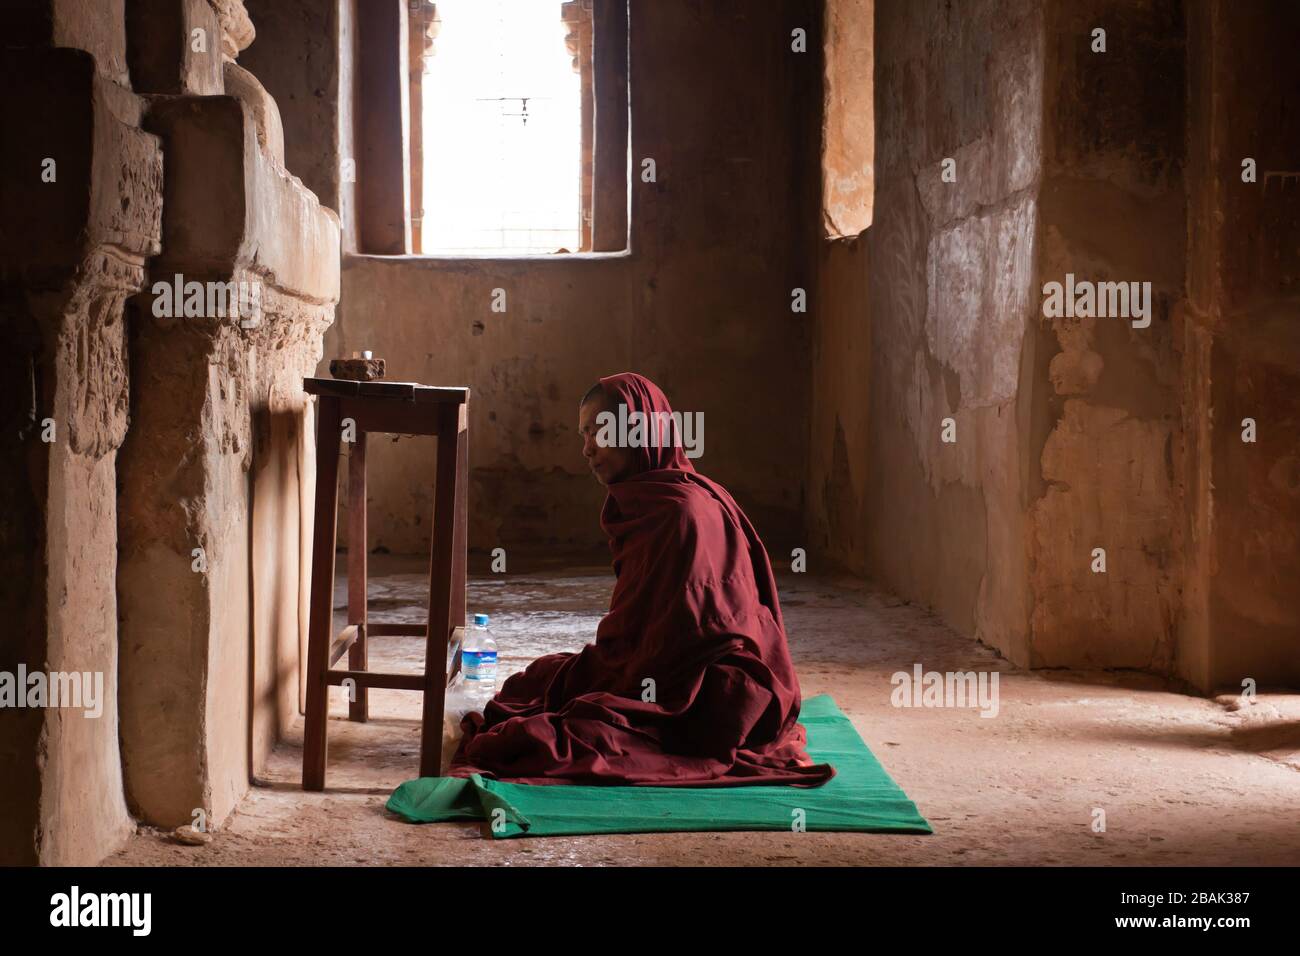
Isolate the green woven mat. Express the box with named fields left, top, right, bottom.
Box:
left=386, top=693, right=932, bottom=838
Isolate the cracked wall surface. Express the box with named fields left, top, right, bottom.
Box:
left=811, top=0, right=1296, bottom=692
left=1027, top=0, right=1185, bottom=671
left=812, top=0, right=1042, bottom=659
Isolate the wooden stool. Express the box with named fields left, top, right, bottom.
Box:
left=301, top=376, right=469, bottom=790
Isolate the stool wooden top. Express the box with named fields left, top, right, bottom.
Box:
left=304, top=377, right=469, bottom=404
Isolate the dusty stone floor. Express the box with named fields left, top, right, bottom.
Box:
left=108, top=555, right=1300, bottom=866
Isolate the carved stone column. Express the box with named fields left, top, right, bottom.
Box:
left=0, top=2, right=163, bottom=864
left=117, top=0, right=340, bottom=829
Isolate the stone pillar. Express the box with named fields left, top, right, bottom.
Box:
left=0, top=2, right=163, bottom=865
left=1180, top=0, right=1300, bottom=691
left=357, top=0, right=411, bottom=254
left=591, top=0, right=629, bottom=252
left=117, top=0, right=340, bottom=829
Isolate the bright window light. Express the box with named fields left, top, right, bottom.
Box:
left=421, top=0, right=582, bottom=255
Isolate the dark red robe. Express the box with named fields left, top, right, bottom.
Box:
left=448, top=372, right=835, bottom=787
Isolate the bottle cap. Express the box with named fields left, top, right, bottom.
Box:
left=473, top=613, right=489, bottom=627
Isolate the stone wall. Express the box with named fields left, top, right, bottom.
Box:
left=810, top=0, right=1297, bottom=692
left=1029, top=0, right=1185, bottom=671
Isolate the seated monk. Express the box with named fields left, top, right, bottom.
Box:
left=447, top=372, right=835, bottom=788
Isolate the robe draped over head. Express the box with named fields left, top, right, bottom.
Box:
left=447, top=372, right=835, bottom=787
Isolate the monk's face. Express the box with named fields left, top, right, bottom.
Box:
left=579, top=397, right=635, bottom=486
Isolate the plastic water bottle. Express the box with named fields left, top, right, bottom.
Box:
left=444, top=628, right=468, bottom=721
left=461, top=613, right=498, bottom=709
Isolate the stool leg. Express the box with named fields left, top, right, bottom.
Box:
left=452, top=401, right=468, bottom=645
left=419, top=403, right=466, bottom=778
left=303, top=396, right=343, bottom=791
left=347, top=431, right=368, bottom=722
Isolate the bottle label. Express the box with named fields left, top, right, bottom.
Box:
left=462, top=650, right=497, bottom=681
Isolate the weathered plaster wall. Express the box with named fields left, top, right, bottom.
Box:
left=806, top=0, right=873, bottom=575
left=324, top=0, right=821, bottom=558
left=334, top=254, right=630, bottom=555
left=813, top=0, right=1293, bottom=693
left=808, top=234, right=871, bottom=575
left=1028, top=0, right=1186, bottom=671
left=812, top=0, right=1043, bottom=659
